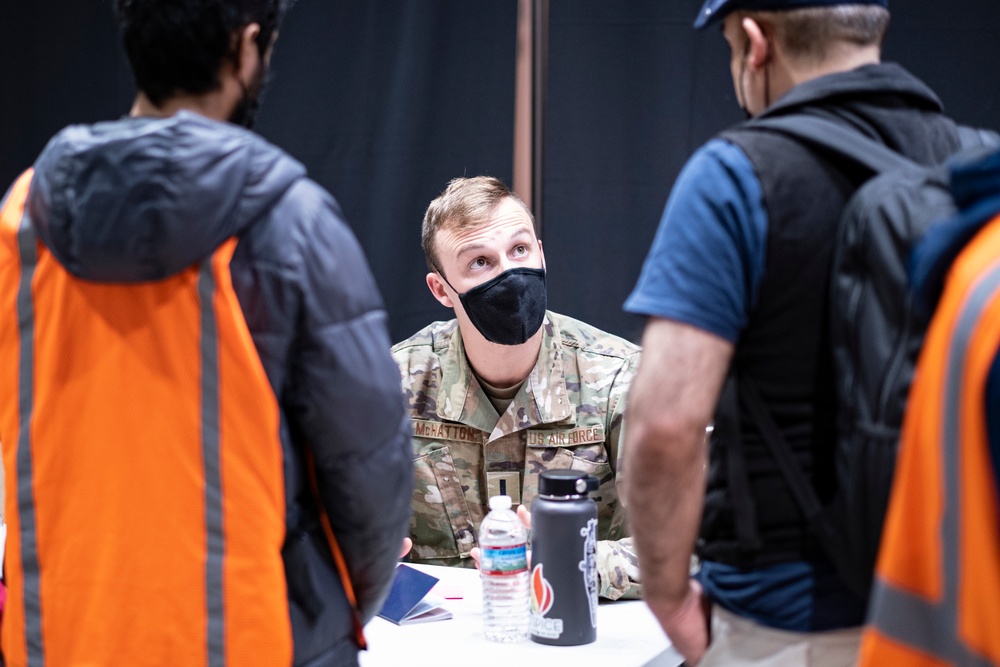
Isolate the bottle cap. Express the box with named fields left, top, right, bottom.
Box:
left=538, top=469, right=600, bottom=497
left=488, top=495, right=513, bottom=511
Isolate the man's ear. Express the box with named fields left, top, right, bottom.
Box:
left=742, top=17, right=770, bottom=71
left=235, top=23, right=262, bottom=83
left=426, top=272, right=455, bottom=308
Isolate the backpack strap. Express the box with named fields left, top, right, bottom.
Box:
left=744, top=115, right=919, bottom=175
left=737, top=374, right=847, bottom=566
left=716, top=376, right=763, bottom=553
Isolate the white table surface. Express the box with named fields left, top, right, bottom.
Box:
left=360, top=564, right=684, bottom=667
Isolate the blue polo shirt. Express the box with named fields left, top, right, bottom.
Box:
left=625, top=139, right=866, bottom=631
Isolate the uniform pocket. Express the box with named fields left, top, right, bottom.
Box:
left=410, top=446, right=476, bottom=561
left=524, top=443, right=613, bottom=491
left=524, top=427, right=618, bottom=538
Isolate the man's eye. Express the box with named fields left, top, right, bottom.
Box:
left=513, top=245, right=527, bottom=256
left=472, top=258, right=488, bottom=269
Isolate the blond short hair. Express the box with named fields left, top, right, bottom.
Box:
left=421, top=176, right=535, bottom=272
left=740, top=5, right=889, bottom=64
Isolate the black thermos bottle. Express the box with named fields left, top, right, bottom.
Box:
left=529, top=469, right=600, bottom=646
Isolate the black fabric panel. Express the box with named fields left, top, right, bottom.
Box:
left=543, top=0, right=741, bottom=344
left=0, top=2, right=134, bottom=190
left=883, top=6, right=1000, bottom=131
left=256, top=1, right=517, bottom=344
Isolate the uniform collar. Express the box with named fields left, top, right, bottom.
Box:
left=439, top=313, right=574, bottom=439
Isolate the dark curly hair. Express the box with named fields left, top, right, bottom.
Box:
left=114, top=0, right=292, bottom=106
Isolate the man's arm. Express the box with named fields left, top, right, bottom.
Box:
left=286, top=185, right=413, bottom=623
left=624, top=317, right=732, bottom=664
left=595, top=538, right=641, bottom=600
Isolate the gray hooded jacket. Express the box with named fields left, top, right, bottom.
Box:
left=26, top=111, right=412, bottom=667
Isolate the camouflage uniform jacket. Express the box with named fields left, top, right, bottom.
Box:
left=392, top=311, right=642, bottom=600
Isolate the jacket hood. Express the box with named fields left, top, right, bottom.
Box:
left=27, top=111, right=306, bottom=282
left=910, top=147, right=1000, bottom=317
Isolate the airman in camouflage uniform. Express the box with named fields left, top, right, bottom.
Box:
left=392, top=176, right=642, bottom=600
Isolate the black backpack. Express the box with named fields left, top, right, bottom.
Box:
left=733, top=115, right=999, bottom=599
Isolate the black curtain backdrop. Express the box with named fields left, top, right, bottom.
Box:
left=0, top=3, right=134, bottom=187
left=544, top=0, right=737, bottom=343
left=257, top=1, right=517, bottom=341
left=3, top=1, right=999, bottom=346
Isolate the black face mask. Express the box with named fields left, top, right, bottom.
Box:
left=444, top=267, right=547, bottom=346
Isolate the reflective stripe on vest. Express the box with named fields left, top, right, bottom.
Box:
left=0, top=171, right=293, bottom=666
left=860, top=214, right=1000, bottom=666
left=198, top=250, right=226, bottom=667
left=12, top=173, right=43, bottom=666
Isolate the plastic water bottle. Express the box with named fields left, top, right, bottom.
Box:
left=479, top=494, right=529, bottom=642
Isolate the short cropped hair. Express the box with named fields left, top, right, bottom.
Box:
left=740, top=5, right=890, bottom=64
left=114, top=0, right=290, bottom=106
left=421, top=176, right=535, bottom=273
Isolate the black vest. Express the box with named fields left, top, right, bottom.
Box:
left=698, top=64, right=963, bottom=567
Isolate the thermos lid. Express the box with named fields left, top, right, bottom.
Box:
left=538, top=469, right=599, bottom=497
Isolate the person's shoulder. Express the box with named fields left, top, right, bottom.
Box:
left=674, top=137, right=760, bottom=194
left=700, top=135, right=755, bottom=160
left=270, top=177, right=341, bottom=225
left=550, top=312, right=640, bottom=361
left=696, top=135, right=758, bottom=165
left=172, top=111, right=309, bottom=183
left=239, top=175, right=353, bottom=278
left=391, top=318, right=459, bottom=358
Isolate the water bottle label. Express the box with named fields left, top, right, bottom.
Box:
left=529, top=563, right=564, bottom=639
left=480, top=544, right=528, bottom=575
left=529, top=517, right=599, bottom=640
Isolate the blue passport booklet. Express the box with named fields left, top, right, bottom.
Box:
left=376, top=564, right=453, bottom=625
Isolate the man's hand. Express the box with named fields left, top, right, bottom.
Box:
left=648, top=578, right=711, bottom=665
left=470, top=504, right=532, bottom=568
left=516, top=504, right=531, bottom=530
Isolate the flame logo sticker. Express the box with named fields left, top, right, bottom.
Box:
left=530, top=563, right=554, bottom=616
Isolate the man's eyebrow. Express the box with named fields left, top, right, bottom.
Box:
left=455, top=227, right=535, bottom=259
left=455, top=241, right=488, bottom=259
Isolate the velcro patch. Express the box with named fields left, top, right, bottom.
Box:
left=412, top=420, right=483, bottom=444
left=526, top=425, right=605, bottom=447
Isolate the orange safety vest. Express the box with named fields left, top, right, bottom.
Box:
left=859, top=213, right=1000, bottom=666
left=0, top=170, right=294, bottom=666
